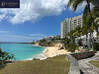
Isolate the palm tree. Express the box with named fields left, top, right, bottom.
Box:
left=68, top=30, right=75, bottom=43
left=81, top=20, right=95, bottom=48
left=67, top=0, right=99, bottom=49
left=67, top=0, right=99, bottom=32
left=61, top=37, right=70, bottom=49
left=73, top=26, right=82, bottom=37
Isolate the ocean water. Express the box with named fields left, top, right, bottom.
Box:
left=0, top=44, right=45, bottom=61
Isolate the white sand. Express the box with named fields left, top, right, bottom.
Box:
left=43, top=47, right=70, bottom=58
left=33, top=43, right=71, bottom=60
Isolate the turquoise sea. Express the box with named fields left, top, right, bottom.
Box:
left=0, top=44, right=45, bottom=61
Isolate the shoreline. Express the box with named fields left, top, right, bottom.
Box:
left=24, top=43, right=71, bottom=61
left=33, top=43, right=71, bottom=60
left=42, top=47, right=70, bottom=58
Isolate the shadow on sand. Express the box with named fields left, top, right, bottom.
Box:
left=0, top=64, right=6, bottom=70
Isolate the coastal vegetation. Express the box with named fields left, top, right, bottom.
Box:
left=63, top=0, right=99, bottom=51
left=32, top=0, right=99, bottom=53
left=0, top=48, right=14, bottom=65
left=67, top=0, right=99, bottom=30
left=0, top=55, right=70, bottom=74
left=93, top=43, right=99, bottom=50
left=61, top=37, right=78, bottom=52
left=89, top=60, right=99, bottom=68
left=35, top=35, right=61, bottom=46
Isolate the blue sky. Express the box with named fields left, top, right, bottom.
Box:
left=0, top=0, right=85, bottom=42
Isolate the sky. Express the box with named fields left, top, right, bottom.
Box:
left=0, top=0, right=86, bottom=42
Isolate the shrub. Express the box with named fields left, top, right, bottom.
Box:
left=78, top=39, right=83, bottom=46
left=0, top=48, right=14, bottom=65
left=93, top=43, right=99, bottom=51
left=66, top=44, right=79, bottom=52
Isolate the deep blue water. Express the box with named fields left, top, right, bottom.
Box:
left=0, top=44, right=44, bottom=61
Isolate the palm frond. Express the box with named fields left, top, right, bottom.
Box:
left=67, top=0, right=74, bottom=7
left=72, top=0, right=84, bottom=11
left=83, top=5, right=90, bottom=24
left=83, top=5, right=89, bottom=18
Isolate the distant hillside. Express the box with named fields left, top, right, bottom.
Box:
left=34, top=36, right=61, bottom=46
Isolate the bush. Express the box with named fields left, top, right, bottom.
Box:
left=93, top=43, right=99, bottom=51
left=0, top=48, right=14, bottom=65
left=33, top=58, right=40, bottom=60
left=66, top=44, right=79, bottom=52
left=78, top=39, right=83, bottom=46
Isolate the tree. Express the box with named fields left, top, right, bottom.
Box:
left=78, top=39, right=83, bottom=46
left=73, top=26, right=82, bottom=37
left=0, top=48, right=14, bottom=65
left=61, top=37, right=79, bottom=52
left=31, top=40, right=35, bottom=44
left=67, top=0, right=99, bottom=32
left=68, top=30, right=75, bottom=43
left=61, top=37, right=70, bottom=48
left=67, top=0, right=99, bottom=49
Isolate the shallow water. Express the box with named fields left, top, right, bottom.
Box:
left=0, top=44, right=44, bottom=60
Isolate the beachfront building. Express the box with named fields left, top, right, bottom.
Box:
left=60, top=21, right=67, bottom=38
left=60, top=15, right=83, bottom=38
left=71, top=15, right=83, bottom=29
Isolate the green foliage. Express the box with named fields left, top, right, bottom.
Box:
left=93, top=43, right=99, bottom=50
left=40, top=39, right=46, bottom=43
left=67, top=0, right=98, bottom=32
left=74, top=26, right=82, bottom=37
left=62, top=38, right=70, bottom=44
left=97, top=32, right=99, bottom=36
left=68, top=31, right=75, bottom=43
left=68, top=26, right=82, bottom=45
left=31, top=40, right=35, bottom=44
left=0, top=48, right=14, bottom=65
left=62, top=26, right=82, bottom=52
left=67, top=0, right=84, bottom=11
left=61, top=37, right=70, bottom=48
left=62, top=37, right=79, bottom=52
left=67, top=0, right=98, bottom=50
left=38, top=36, right=61, bottom=46
left=66, top=44, right=78, bottom=52
left=78, top=39, right=83, bottom=46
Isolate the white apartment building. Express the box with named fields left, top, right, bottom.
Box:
left=61, top=15, right=83, bottom=38
left=71, top=15, right=83, bottom=29
left=61, top=21, right=67, bottom=38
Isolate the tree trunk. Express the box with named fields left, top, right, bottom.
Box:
left=86, top=0, right=98, bottom=32
left=91, top=32, right=95, bottom=50
left=86, top=34, right=87, bottom=46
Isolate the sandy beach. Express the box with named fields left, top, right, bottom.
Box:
left=43, top=47, right=70, bottom=58
left=35, top=43, right=71, bottom=60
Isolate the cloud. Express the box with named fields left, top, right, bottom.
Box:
left=29, top=33, right=45, bottom=37
left=0, top=14, right=6, bottom=22
left=0, top=0, right=86, bottom=24
left=0, top=0, right=68, bottom=24
left=0, top=30, right=45, bottom=42
left=0, top=30, right=9, bottom=33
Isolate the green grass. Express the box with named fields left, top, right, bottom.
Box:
left=89, top=60, right=99, bottom=68
left=0, top=55, right=70, bottom=74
